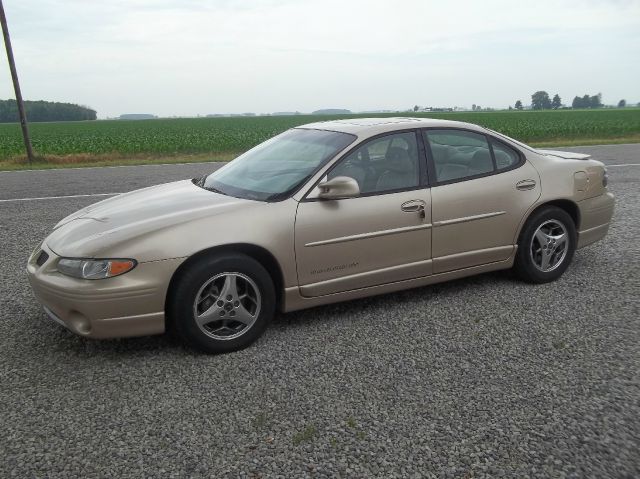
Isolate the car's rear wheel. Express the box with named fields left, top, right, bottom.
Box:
left=168, top=253, right=275, bottom=353
left=513, top=206, right=577, bottom=283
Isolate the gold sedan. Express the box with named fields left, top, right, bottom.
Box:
left=27, top=118, right=615, bottom=353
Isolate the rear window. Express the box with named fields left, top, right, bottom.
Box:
left=424, top=130, right=493, bottom=182
left=491, top=140, right=520, bottom=170
left=484, top=128, right=538, bottom=154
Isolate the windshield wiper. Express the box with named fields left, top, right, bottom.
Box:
left=193, top=175, right=207, bottom=187
left=193, top=175, right=226, bottom=195
left=206, top=186, right=226, bottom=195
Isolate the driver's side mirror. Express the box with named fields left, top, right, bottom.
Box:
left=317, top=176, right=360, bottom=200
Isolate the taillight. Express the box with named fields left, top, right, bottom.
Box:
left=602, top=168, right=608, bottom=187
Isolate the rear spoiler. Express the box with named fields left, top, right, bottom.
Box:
left=536, top=149, right=592, bottom=160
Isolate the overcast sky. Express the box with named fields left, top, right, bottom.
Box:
left=1, top=0, right=638, bottom=118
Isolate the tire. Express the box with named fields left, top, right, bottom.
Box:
left=513, top=206, right=577, bottom=284
left=168, top=253, right=275, bottom=354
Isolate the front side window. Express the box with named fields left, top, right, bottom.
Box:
left=328, top=131, right=420, bottom=194
left=201, top=129, right=355, bottom=201
left=424, top=130, right=494, bottom=183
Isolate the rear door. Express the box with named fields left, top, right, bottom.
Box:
left=423, top=129, right=541, bottom=273
left=294, top=130, right=432, bottom=297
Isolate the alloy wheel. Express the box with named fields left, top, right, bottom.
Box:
left=193, top=272, right=262, bottom=341
left=529, top=219, right=569, bottom=272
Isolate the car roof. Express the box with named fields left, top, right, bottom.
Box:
left=295, top=117, right=486, bottom=137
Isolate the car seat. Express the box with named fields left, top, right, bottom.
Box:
left=375, top=147, right=417, bottom=191
left=467, top=148, right=493, bottom=176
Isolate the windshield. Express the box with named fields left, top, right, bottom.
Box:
left=200, top=128, right=356, bottom=201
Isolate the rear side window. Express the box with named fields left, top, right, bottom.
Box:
left=424, top=130, right=494, bottom=182
left=491, top=140, right=520, bottom=170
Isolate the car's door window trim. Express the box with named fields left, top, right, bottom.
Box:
left=416, top=128, right=431, bottom=186
left=487, top=139, right=498, bottom=171
left=421, top=127, right=526, bottom=188
left=301, top=129, right=429, bottom=202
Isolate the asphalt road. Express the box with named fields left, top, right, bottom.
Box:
left=0, top=145, right=638, bottom=478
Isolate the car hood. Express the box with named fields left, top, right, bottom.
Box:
left=537, top=149, right=592, bottom=160
left=46, top=179, right=258, bottom=259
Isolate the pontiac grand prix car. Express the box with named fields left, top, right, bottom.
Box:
left=27, top=118, right=615, bottom=353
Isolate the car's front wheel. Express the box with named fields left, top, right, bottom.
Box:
left=513, top=206, right=577, bottom=283
left=168, top=253, right=275, bottom=354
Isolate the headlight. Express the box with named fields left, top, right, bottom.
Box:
left=57, top=258, right=137, bottom=280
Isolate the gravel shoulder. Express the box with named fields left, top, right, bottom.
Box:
left=0, top=145, right=638, bottom=478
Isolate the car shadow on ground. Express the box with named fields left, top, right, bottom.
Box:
left=273, top=269, right=517, bottom=325
left=30, top=269, right=519, bottom=357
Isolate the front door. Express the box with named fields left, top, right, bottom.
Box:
left=295, top=131, right=432, bottom=297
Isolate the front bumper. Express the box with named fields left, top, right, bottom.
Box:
left=577, top=192, right=615, bottom=249
left=26, top=243, right=185, bottom=339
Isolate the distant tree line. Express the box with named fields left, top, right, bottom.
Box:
left=471, top=104, right=495, bottom=111
left=118, top=114, right=157, bottom=120
left=571, top=93, right=602, bottom=109
left=527, top=91, right=564, bottom=110
left=0, top=99, right=96, bottom=123
left=416, top=94, right=636, bottom=113
left=512, top=91, right=629, bottom=110
left=312, top=108, right=351, bottom=115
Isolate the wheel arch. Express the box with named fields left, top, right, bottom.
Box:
left=516, top=198, right=581, bottom=243
left=165, top=243, right=286, bottom=318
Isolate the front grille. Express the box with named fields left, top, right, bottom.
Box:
left=36, top=250, right=49, bottom=267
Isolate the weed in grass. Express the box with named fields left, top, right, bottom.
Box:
left=292, top=425, right=317, bottom=445
left=252, top=413, right=268, bottom=430
left=553, top=340, right=566, bottom=350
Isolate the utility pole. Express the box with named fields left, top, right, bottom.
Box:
left=0, top=0, right=34, bottom=165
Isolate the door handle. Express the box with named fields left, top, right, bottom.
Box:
left=401, top=200, right=426, bottom=219
left=401, top=199, right=425, bottom=212
left=516, top=179, right=537, bottom=191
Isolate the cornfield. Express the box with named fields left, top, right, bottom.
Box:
left=0, top=109, right=638, bottom=160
